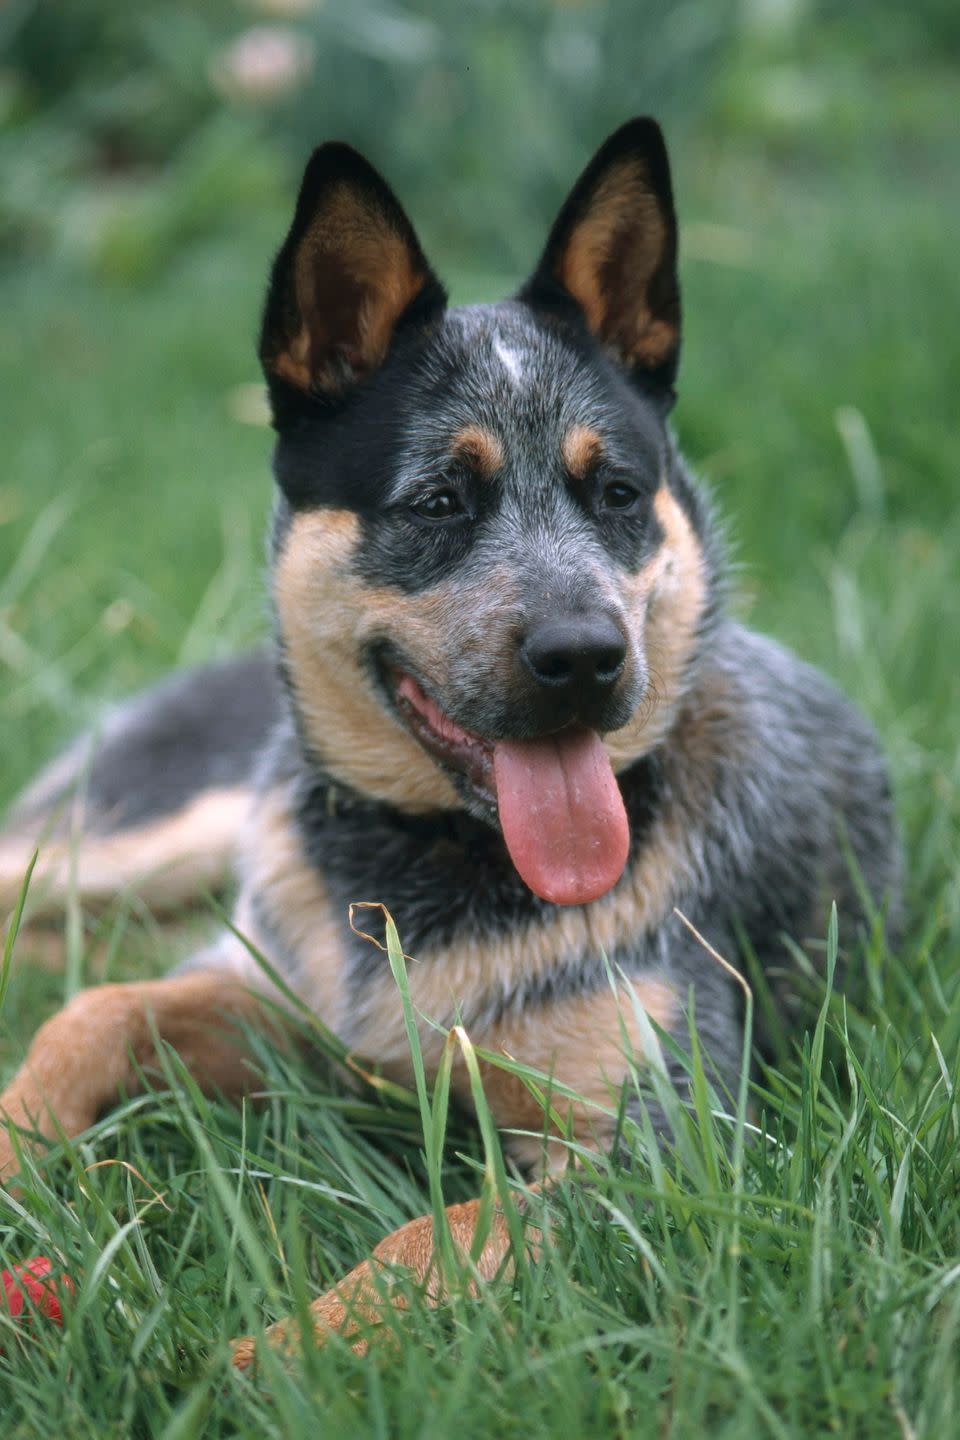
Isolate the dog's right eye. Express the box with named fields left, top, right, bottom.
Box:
left=601, top=481, right=640, bottom=512
left=411, top=490, right=463, bottom=521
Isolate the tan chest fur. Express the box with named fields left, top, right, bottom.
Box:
left=232, top=779, right=687, bottom=1159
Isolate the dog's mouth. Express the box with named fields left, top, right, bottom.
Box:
left=393, top=670, right=630, bottom=906
left=394, top=670, right=497, bottom=804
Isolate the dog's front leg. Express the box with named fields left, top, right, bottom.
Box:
left=231, top=1196, right=530, bottom=1369
left=0, top=969, right=275, bottom=1182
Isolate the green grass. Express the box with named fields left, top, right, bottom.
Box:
left=2, top=64, right=959, bottom=1440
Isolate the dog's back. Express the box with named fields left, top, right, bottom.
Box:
left=1, top=651, right=278, bottom=918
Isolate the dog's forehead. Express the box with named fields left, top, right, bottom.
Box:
left=448, top=304, right=562, bottom=396
left=387, top=300, right=667, bottom=501
left=404, top=302, right=624, bottom=456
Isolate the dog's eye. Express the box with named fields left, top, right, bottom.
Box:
left=411, top=490, right=463, bottom=521
left=601, top=481, right=639, bottom=511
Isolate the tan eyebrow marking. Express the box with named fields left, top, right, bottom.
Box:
left=450, top=424, right=504, bottom=478
left=562, top=424, right=605, bottom=480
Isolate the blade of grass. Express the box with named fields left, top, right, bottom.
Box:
left=0, top=850, right=37, bottom=1015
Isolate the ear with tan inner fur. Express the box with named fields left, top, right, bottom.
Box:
left=260, top=143, right=445, bottom=404
left=522, top=117, right=681, bottom=401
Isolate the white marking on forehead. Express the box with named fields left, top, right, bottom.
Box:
left=493, top=335, right=526, bottom=387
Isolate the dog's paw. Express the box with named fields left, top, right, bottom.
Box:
left=230, top=1267, right=391, bottom=1365
left=230, top=1332, right=258, bottom=1371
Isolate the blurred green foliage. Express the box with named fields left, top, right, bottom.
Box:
left=4, top=0, right=956, bottom=283
left=0, top=0, right=740, bottom=277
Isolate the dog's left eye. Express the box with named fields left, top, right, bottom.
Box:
left=411, top=490, right=463, bottom=521
left=601, top=481, right=639, bottom=511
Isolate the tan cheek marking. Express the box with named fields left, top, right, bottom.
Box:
left=232, top=782, right=349, bottom=1031
left=273, top=510, right=459, bottom=811
left=604, top=483, right=706, bottom=770
left=451, top=424, right=504, bottom=478
left=561, top=424, right=604, bottom=481
left=0, top=787, right=251, bottom=921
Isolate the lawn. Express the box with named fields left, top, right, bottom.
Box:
left=1, top=20, right=959, bottom=1439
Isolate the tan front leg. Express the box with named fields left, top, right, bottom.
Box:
left=231, top=1195, right=533, bottom=1370
left=0, top=969, right=275, bottom=1181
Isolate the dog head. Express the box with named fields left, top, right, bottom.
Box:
left=261, top=119, right=714, bottom=906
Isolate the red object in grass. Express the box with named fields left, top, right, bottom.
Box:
left=1, top=1257, right=74, bottom=1326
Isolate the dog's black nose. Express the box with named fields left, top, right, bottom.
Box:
left=521, top=615, right=626, bottom=694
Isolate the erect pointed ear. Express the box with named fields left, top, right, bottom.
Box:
left=521, top=118, right=680, bottom=404
left=260, top=143, right=445, bottom=409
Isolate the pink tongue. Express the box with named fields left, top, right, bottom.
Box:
left=493, top=730, right=629, bottom=906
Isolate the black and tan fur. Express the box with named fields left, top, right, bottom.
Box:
left=0, top=120, right=900, bottom=1363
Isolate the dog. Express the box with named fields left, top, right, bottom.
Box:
left=0, top=118, right=901, bottom=1364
